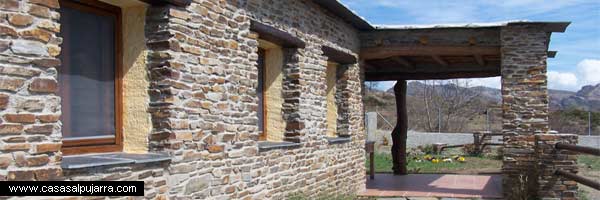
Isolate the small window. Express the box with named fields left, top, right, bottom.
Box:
left=257, top=48, right=266, bottom=140
left=326, top=62, right=339, bottom=137
left=256, top=40, right=285, bottom=142
left=58, top=0, right=122, bottom=154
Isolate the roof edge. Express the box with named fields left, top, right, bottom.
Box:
left=313, top=0, right=374, bottom=31
left=312, top=1, right=570, bottom=34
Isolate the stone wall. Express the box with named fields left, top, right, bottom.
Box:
left=535, top=134, right=579, bottom=199
left=64, top=161, right=170, bottom=199
left=141, top=0, right=365, bottom=197
left=0, top=0, right=63, bottom=181
left=500, top=24, right=552, bottom=199
left=0, top=0, right=365, bottom=199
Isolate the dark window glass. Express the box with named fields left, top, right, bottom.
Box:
left=59, top=5, right=117, bottom=140
left=257, top=48, right=265, bottom=137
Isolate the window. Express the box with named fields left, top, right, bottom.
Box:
left=256, top=40, right=285, bottom=142
left=257, top=48, right=265, bottom=140
left=59, top=0, right=122, bottom=154
left=326, top=62, right=339, bottom=137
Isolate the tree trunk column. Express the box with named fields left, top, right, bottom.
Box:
left=391, top=80, right=408, bottom=175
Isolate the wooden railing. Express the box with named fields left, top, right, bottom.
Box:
left=554, top=143, right=600, bottom=190
left=555, top=143, right=600, bottom=156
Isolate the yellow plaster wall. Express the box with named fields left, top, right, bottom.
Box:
left=101, top=0, right=151, bottom=153
left=259, top=40, right=286, bottom=142
left=326, top=62, right=338, bottom=137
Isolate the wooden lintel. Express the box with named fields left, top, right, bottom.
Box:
left=390, top=57, right=414, bottom=69
left=365, top=70, right=500, bottom=81
left=250, top=20, right=306, bottom=48
left=141, top=0, right=191, bottom=7
left=474, top=54, right=485, bottom=66
left=361, top=45, right=500, bottom=60
left=431, top=55, right=448, bottom=67
left=322, top=46, right=357, bottom=64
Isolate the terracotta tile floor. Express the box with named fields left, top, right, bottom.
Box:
left=358, top=174, right=503, bottom=199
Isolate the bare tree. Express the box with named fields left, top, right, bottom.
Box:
left=413, top=79, right=483, bottom=132
left=365, top=81, right=380, bottom=91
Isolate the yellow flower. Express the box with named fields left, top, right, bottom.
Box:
left=458, top=157, right=466, bottom=162
left=431, top=158, right=439, bottom=163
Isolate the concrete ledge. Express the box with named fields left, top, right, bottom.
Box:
left=326, top=136, right=352, bottom=144
left=62, top=153, right=171, bottom=170
left=258, top=141, right=301, bottom=152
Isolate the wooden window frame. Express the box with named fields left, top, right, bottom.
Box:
left=59, top=0, right=123, bottom=155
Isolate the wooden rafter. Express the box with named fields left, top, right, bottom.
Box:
left=474, top=54, right=485, bottom=66
left=389, top=57, right=414, bottom=69
left=431, top=55, right=448, bottom=67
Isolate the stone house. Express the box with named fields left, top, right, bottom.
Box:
left=0, top=0, right=577, bottom=199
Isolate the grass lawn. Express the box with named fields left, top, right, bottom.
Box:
left=366, top=153, right=502, bottom=174
left=578, top=154, right=600, bottom=170
left=577, top=155, right=600, bottom=200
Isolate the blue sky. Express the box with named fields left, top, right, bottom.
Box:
left=340, top=0, right=600, bottom=91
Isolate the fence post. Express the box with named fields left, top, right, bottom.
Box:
left=366, top=112, right=377, bottom=142
left=535, top=134, right=579, bottom=199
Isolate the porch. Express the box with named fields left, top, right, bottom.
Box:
left=359, top=21, right=572, bottom=199
left=359, top=174, right=503, bottom=199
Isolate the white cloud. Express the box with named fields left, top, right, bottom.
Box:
left=548, top=71, right=578, bottom=89
left=464, top=77, right=501, bottom=89
left=545, top=59, right=600, bottom=90
left=373, top=81, right=396, bottom=91
left=577, top=59, right=600, bottom=85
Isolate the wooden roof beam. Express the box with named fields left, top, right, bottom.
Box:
left=474, top=54, right=485, bottom=66
left=361, top=45, right=500, bottom=60
left=365, top=70, right=500, bottom=81
left=389, top=57, right=414, bottom=69
left=365, top=62, right=499, bottom=74
left=431, top=55, right=448, bottom=67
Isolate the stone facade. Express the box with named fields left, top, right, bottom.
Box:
left=500, top=24, right=552, bottom=200
left=536, top=134, right=579, bottom=200
left=0, top=0, right=580, bottom=200
left=0, top=0, right=63, bottom=182
left=1, top=0, right=365, bottom=199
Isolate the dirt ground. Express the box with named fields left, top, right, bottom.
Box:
left=579, top=167, right=600, bottom=199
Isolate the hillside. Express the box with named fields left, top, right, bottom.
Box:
left=385, top=82, right=600, bottom=111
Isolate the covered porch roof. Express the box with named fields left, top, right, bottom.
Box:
left=359, top=21, right=569, bottom=81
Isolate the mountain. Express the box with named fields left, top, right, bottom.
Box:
left=384, top=82, right=600, bottom=111
left=557, top=84, right=600, bottom=111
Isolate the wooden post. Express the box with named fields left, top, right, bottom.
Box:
left=391, top=80, right=408, bottom=175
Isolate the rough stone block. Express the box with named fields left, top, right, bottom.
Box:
left=29, top=78, right=58, bottom=93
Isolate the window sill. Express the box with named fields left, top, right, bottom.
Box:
left=62, top=152, right=171, bottom=170
left=258, top=141, right=301, bottom=152
left=326, top=136, right=352, bottom=144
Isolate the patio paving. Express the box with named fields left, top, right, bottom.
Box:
left=358, top=174, right=503, bottom=199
